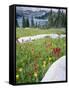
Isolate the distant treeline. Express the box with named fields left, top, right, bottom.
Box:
left=48, top=9, right=66, bottom=28
left=16, top=9, right=66, bottom=28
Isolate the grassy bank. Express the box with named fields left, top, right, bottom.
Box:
left=16, top=28, right=66, bottom=38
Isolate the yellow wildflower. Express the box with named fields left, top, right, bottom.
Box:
left=16, top=74, right=19, bottom=80
left=49, top=57, right=52, bottom=61
left=19, top=68, right=23, bottom=72
left=43, top=61, right=46, bottom=65
left=34, top=72, right=38, bottom=78
left=43, top=64, right=46, bottom=68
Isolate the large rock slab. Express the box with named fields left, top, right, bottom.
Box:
left=17, top=34, right=66, bottom=43
left=41, top=56, right=66, bottom=82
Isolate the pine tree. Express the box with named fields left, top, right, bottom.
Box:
left=48, top=9, right=53, bottom=28
left=55, top=9, right=62, bottom=28
left=26, top=18, right=29, bottom=27
left=22, top=16, right=26, bottom=28
left=31, top=17, right=34, bottom=27
left=62, top=11, right=66, bottom=27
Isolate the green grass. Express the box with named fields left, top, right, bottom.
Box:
left=16, top=28, right=66, bottom=38
left=16, top=37, right=66, bottom=83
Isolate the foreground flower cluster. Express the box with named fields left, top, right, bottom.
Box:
left=16, top=37, right=66, bottom=83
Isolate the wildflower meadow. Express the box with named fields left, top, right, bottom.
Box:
left=16, top=28, right=66, bottom=83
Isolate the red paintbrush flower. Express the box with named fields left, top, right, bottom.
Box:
left=32, top=48, right=34, bottom=51
left=31, top=48, right=34, bottom=55
left=52, top=48, right=61, bottom=57
left=28, top=72, right=32, bottom=77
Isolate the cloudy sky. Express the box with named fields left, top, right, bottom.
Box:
left=16, top=6, right=66, bottom=13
